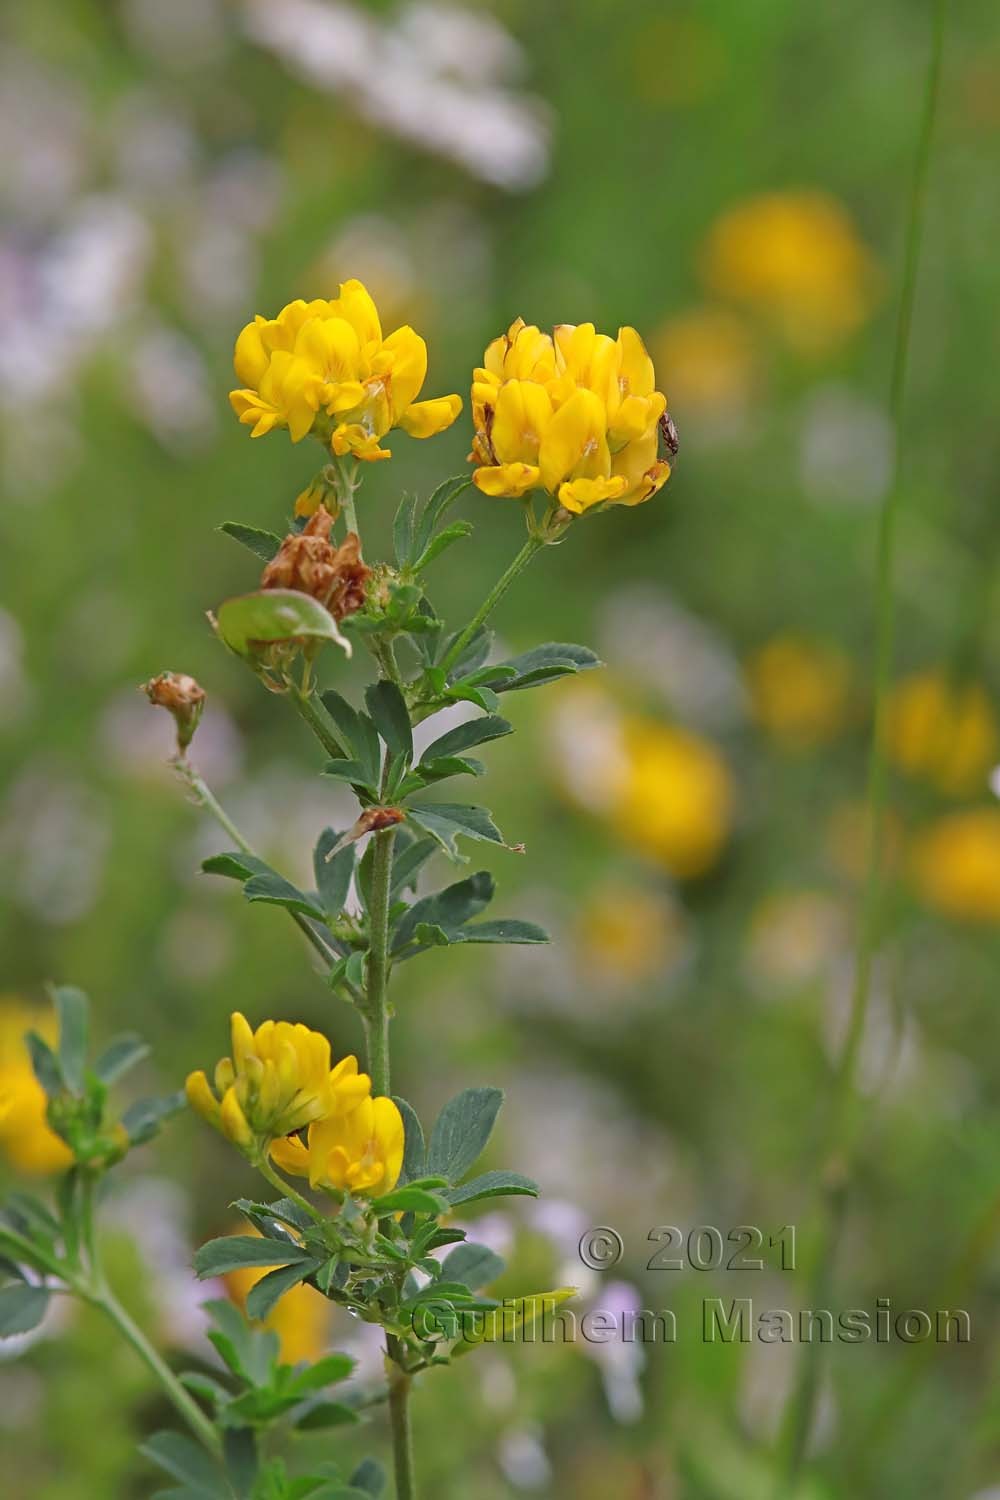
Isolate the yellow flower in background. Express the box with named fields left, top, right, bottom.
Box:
left=185, top=1013, right=370, bottom=1151
left=652, top=307, right=755, bottom=419
left=887, top=670, right=998, bottom=797
left=470, top=318, right=673, bottom=514
left=748, top=635, right=853, bottom=751
left=702, top=191, right=879, bottom=353
left=911, top=809, right=1000, bottom=923
left=271, top=1095, right=404, bottom=1197
left=225, top=1229, right=333, bottom=1364
left=229, top=280, right=462, bottom=460
left=0, top=1000, right=73, bottom=1176
left=614, top=719, right=733, bottom=878
left=577, top=884, right=687, bottom=986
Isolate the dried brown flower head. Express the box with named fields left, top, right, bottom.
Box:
left=142, top=671, right=206, bottom=753
left=261, top=505, right=371, bottom=622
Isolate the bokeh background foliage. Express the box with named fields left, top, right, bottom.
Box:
left=2, top=0, right=1000, bottom=1495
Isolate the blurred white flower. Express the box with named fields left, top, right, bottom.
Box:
left=738, top=1307, right=837, bottom=1448
left=0, top=766, right=110, bottom=924
left=104, top=1179, right=219, bottom=1349
left=799, top=384, right=893, bottom=508
left=121, top=0, right=229, bottom=69
left=497, top=1425, right=552, bottom=1490
left=126, top=326, right=216, bottom=449
left=243, top=0, right=551, bottom=189
left=580, top=1279, right=646, bottom=1424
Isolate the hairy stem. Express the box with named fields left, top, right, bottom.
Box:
left=386, top=1344, right=417, bottom=1500
left=253, top=1155, right=326, bottom=1225
left=362, top=826, right=397, bottom=1097
left=439, top=535, right=544, bottom=675
left=776, top=0, right=948, bottom=1487
left=288, top=686, right=345, bottom=760
left=174, top=754, right=339, bottom=972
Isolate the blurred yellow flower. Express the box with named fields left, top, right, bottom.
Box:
left=577, top=884, right=687, bottom=985
left=745, top=890, right=845, bottom=991
left=748, top=635, right=853, bottom=751
left=470, top=318, right=673, bottom=514
left=887, top=670, right=998, bottom=797
left=652, top=307, right=754, bottom=418
left=613, top=719, right=733, bottom=878
left=271, top=1095, right=404, bottom=1196
left=186, top=1013, right=370, bottom=1152
left=911, top=809, right=1000, bottom=923
left=225, top=1229, right=332, bottom=1364
left=702, top=192, right=879, bottom=353
left=229, top=280, right=461, bottom=459
left=0, top=1000, right=73, bottom=1176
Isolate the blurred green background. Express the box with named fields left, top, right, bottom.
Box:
left=2, top=0, right=1000, bottom=1495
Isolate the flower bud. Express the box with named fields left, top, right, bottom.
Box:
left=143, top=672, right=206, bottom=753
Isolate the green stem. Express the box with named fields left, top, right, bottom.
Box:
left=386, top=1344, right=417, bottom=1500
left=288, top=686, right=345, bottom=760
left=439, top=535, right=544, bottom=675
left=776, top=0, right=947, bottom=1488
left=254, top=1155, right=327, bottom=1225
left=95, top=1284, right=222, bottom=1456
left=362, top=826, right=397, bottom=1097
left=174, top=754, right=340, bottom=974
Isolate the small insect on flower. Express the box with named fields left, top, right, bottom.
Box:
left=658, top=409, right=680, bottom=459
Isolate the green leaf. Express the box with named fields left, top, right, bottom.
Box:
left=25, top=1032, right=63, bottom=1099
left=52, top=985, right=88, bottom=1094
left=93, top=1033, right=151, bottom=1086
left=245, top=1260, right=320, bottom=1321
left=407, top=755, right=485, bottom=789
left=406, top=803, right=508, bottom=860
left=393, top=492, right=418, bottom=566
left=370, top=1187, right=449, bottom=1216
left=218, top=521, right=283, bottom=562
left=445, top=1170, right=539, bottom=1206
left=444, top=682, right=501, bottom=714
left=426, top=1088, right=503, bottom=1184
left=453, top=1287, right=577, bottom=1353
left=393, top=1096, right=426, bottom=1185
left=365, top=681, right=412, bottom=763
left=494, top=641, right=600, bottom=691
left=194, top=1237, right=314, bottom=1279
left=122, top=1091, right=186, bottom=1146
left=140, top=1431, right=225, bottom=1496
left=202, top=852, right=271, bottom=882
left=294, top=1401, right=360, bottom=1431
left=320, top=692, right=381, bottom=783
left=321, top=759, right=378, bottom=794
left=217, top=590, right=350, bottom=657
left=313, top=829, right=355, bottom=918
left=243, top=873, right=328, bottom=922
left=204, top=1300, right=279, bottom=1387
left=223, top=1427, right=258, bottom=1495
left=413, top=476, right=469, bottom=559
left=420, top=714, right=513, bottom=763
left=447, top=918, right=549, bottom=946
left=389, top=837, right=437, bottom=899
left=446, top=626, right=493, bottom=680
left=0, top=1283, right=50, bottom=1337
left=412, top=519, right=473, bottom=572
left=440, top=1242, right=506, bottom=1289
left=286, top=1353, right=355, bottom=1396
left=349, top=1457, right=387, bottom=1495
left=392, top=871, right=494, bottom=953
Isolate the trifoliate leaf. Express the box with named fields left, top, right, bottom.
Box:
left=426, top=1088, right=503, bottom=1184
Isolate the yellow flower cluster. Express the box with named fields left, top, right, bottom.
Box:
left=887, top=670, right=998, bottom=797
left=225, top=1228, right=333, bottom=1362
left=470, top=319, right=673, bottom=515
left=0, top=1000, right=73, bottom=1176
left=911, top=809, right=1000, bottom=924
left=272, top=1096, right=405, bottom=1197
left=702, top=191, right=878, bottom=353
left=186, top=1013, right=404, bottom=1198
left=748, top=634, right=853, bottom=751
left=185, top=1012, right=370, bottom=1150
left=229, top=280, right=462, bottom=461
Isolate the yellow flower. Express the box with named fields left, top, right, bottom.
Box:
left=0, top=1000, right=73, bottom=1176
left=470, top=318, right=673, bottom=514
left=652, top=307, right=754, bottom=417
left=225, top=1228, right=333, bottom=1364
left=911, top=809, right=1000, bottom=923
left=748, top=635, right=853, bottom=751
left=229, top=281, right=462, bottom=460
left=702, top=192, right=879, bottom=353
left=577, top=884, right=686, bottom=986
left=185, top=1012, right=370, bottom=1151
left=271, top=1095, right=404, bottom=1197
left=613, top=719, right=733, bottom=878
left=887, top=670, right=998, bottom=797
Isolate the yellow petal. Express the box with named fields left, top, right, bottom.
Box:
left=230, top=1012, right=255, bottom=1073
left=233, top=321, right=269, bottom=388
left=538, top=387, right=609, bottom=493
left=490, top=380, right=553, bottom=465
left=185, top=1070, right=219, bottom=1124
left=398, top=393, right=463, bottom=438
left=616, top=325, right=657, bottom=398
left=371, top=1096, right=405, bottom=1193
left=331, top=423, right=391, bottom=462
left=557, top=475, right=628, bottom=514
left=473, top=463, right=541, bottom=498
left=331, top=279, right=382, bottom=345
left=220, top=1087, right=253, bottom=1148
left=270, top=1134, right=310, bottom=1177
left=380, top=326, right=428, bottom=419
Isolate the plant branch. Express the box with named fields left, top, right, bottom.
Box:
left=288, top=685, right=345, bottom=760
left=385, top=1342, right=417, bottom=1500
left=253, top=1153, right=326, bottom=1225
left=439, top=534, right=544, bottom=675
left=361, top=826, right=397, bottom=1097
left=776, top=0, right=948, bottom=1488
